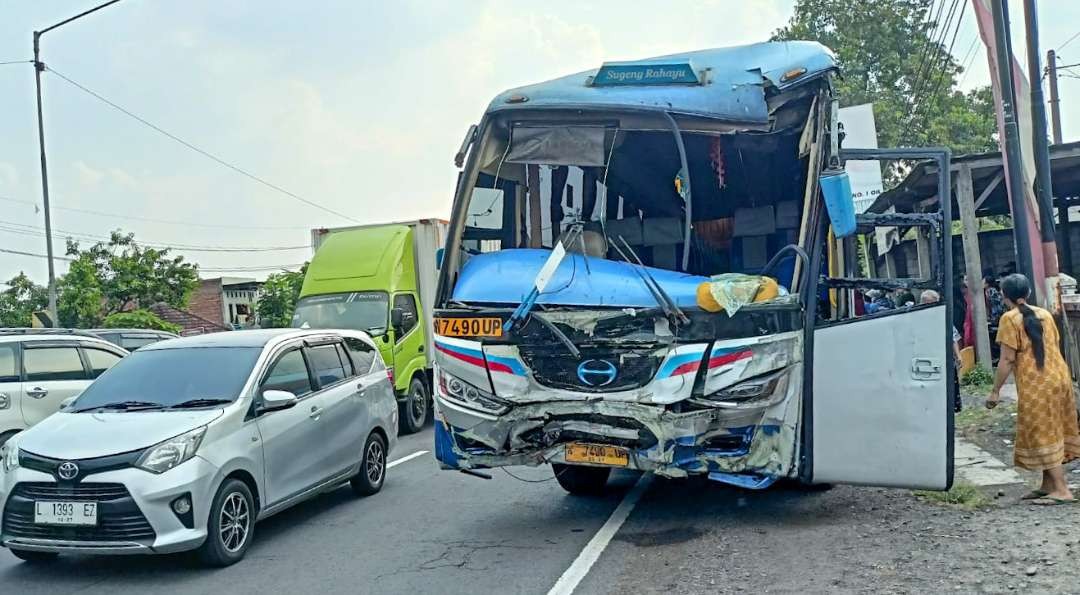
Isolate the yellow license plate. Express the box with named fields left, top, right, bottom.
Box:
left=435, top=317, right=503, bottom=338
left=565, top=443, right=629, bottom=467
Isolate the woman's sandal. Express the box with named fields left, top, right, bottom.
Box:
left=1021, top=490, right=1048, bottom=500
left=1029, top=497, right=1078, bottom=506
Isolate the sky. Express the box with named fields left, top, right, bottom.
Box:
left=1, top=0, right=1079, bottom=284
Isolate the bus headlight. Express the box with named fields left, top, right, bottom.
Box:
left=437, top=370, right=510, bottom=415
left=694, top=368, right=789, bottom=408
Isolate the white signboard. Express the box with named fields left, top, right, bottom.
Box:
left=838, top=103, right=884, bottom=214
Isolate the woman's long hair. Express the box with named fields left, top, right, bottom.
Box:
left=1000, top=274, right=1045, bottom=369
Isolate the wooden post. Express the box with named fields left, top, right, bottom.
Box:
left=956, top=164, right=992, bottom=366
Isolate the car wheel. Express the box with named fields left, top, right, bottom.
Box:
left=351, top=432, right=387, bottom=497
left=399, top=377, right=429, bottom=434
left=9, top=549, right=58, bottom=563
left=553, top=464, right=612, bottom=496
left=197, top=479, right=255, bottom=567
left=0, top=430, right=18, bottom=447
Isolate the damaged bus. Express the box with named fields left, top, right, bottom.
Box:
left=433, top=41, right=955, bottom=494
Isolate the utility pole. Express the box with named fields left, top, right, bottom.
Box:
left=32, top=0, right=124, bottom=325
left=990, top=0, right=1036, bottom=292
left=1047, top=50, right=1064, bottom=144
left=1022, top=0, right=1057, bottom=282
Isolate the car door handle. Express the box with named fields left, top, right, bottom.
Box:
left=911, top=358, right=943, bottom=380
left=309, top=406, right=323, bottom=420
left=26, top=387, right=49, bottom=399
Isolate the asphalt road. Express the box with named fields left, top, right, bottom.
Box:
left=0, top=425, right=639, bottom=595
left=9, top=423, right=1058, bottom=594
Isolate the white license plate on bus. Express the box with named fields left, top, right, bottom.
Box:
left=34, top=501, right=97, bottom=526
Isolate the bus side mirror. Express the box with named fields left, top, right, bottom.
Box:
left=820, top=169, right=856, bottom=238
left=436, top=248, right=445, bottom=270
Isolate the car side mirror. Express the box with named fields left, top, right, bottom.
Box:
left=259, top=390, right=298, bottom=413
left=390, top=307, right=404, bottom=328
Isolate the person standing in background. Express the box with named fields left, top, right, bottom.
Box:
left=921, top=289, right=962, bottom=413
left=988, top=274, right=1080, bottom=505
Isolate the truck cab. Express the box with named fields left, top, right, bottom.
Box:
left=433, top=42, right=955, bottom=494
left=293, top=221, right=447, bottom=434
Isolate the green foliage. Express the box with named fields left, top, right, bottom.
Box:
left=915, top=480, right=991, bottom=509
left=57, top=257, right=105, bottom=328
left=102, top=309, right=181, bottom=334
left=257, top=264, right=308, bottom=328
left=0, top=273, right=48, bottom=327
left=774, top=0, right=997, bottom=154
left=961, top=364, right=994, bottom=387
left=63, top=231, right=199, bottom=320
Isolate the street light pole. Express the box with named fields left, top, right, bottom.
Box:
left=31, top=0, right=125, bottom=326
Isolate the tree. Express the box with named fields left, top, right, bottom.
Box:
left=102, top=309, right=182, bottom=334
left=0, top=273, right=47, bottom=327
left=63, top=231, right=199, bottom=323
left=774, top=0, right=997, bottom=155
left=257, top=264, right=308, bottom=328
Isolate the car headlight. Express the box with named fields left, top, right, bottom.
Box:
left=135, top=426, right=206, bottom=474
left=1, top=440, right=20, bottom=473
left=694, top=368, right=789, bottom=407
left=437, top=369, right=510, bottom=415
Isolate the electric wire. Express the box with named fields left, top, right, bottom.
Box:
left=0, top=220, right=308, bottom=252
left=0, top=195, right=309, bottom=231
left=44, top=66, right=362, bottom=224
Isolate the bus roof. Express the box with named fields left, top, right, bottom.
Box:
left=486, top=41, right=836, bottom=124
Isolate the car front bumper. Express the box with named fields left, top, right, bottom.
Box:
left=0, top=455, right=219, bottom=555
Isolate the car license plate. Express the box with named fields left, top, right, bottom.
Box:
left=34, top=501, right=97, bottom=526
left=565, top=443, right=630, bottom=467
left=435, top=317, right=503, bottom=338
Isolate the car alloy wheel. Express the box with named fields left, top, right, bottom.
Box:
left=366, top=438, right=385, bottom=485
left=219, top=492, right=250, bottom=553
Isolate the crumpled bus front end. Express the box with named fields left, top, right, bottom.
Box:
left=433, top=317, right=803, bottom=488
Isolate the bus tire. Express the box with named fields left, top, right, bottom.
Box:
left=553, top=464, right=611, bottom=496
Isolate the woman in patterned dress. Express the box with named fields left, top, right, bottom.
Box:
left=987, top=274, right=1080, bottom=504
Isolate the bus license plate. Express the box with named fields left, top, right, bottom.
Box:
left=35, top=501, right=97, bottom=526
left=565, top=443, right=629, bottom=467
left=435, top=317, right=503, bottom=338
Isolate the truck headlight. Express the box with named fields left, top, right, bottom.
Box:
left=695, top=368, right=789, bottom=407
left=135, top=426, right=206, bottom=474
left=437, top=370, right=510, bottom=415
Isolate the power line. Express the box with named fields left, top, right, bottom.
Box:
left=0, top=60, right=32, bottom=67
left=910, top=0, right=949, bottom=102
left=1058, top=30, right=1080, bottom=53
left=0, top=220, right=309, bottom=253
left=44, top=66, right=362, bottom=224
left=957, top=35, right=981, bottom=87
left=0, top=247, right=73, bottom=262
left=0, top=195, right=310, bottom=231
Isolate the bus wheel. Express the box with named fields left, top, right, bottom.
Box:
left=553, top=464, right=611, bottom=496
left=400, top=377, right=429, bottom=434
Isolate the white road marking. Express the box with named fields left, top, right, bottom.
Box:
left=547, top=473, right=653, bottom=595
left=388, top=450, right=429, bottom=468
left=954, top=438, right=1023, bottom=486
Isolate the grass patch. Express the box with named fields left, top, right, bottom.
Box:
left=955, top=401, right=1016, bottom=436
left=915, top=481, right=991, bottom=509
left=961, top=365, right=994, bottom=396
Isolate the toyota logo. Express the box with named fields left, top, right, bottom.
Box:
left=57, top=461, right=79, bottom=481
left=577, top=359, right=617, bottom=387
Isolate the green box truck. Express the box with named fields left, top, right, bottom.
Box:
left=293, top=219, right=448, bottom=434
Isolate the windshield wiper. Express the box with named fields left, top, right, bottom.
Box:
left=75, top=400, right=164, bottom=413
left=168, top=398, right=233, bottom=409
left=611, top=236, right=689, bottom=327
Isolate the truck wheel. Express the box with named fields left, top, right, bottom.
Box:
left=399, top=377, right=429, bottom=434
left=553, top=464, right=611, bottom=496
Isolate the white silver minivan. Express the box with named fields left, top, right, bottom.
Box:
left=0, top=328, right=397, bottom=566
left=0, top=333, right=128, bottom=446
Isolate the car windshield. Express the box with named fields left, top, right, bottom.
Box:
left=72, top=347, right=261, bottom=411
left=292, top=292, right=389, bottom=335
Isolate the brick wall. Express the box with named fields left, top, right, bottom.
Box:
left=188, top=279, right=224, bottom=326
